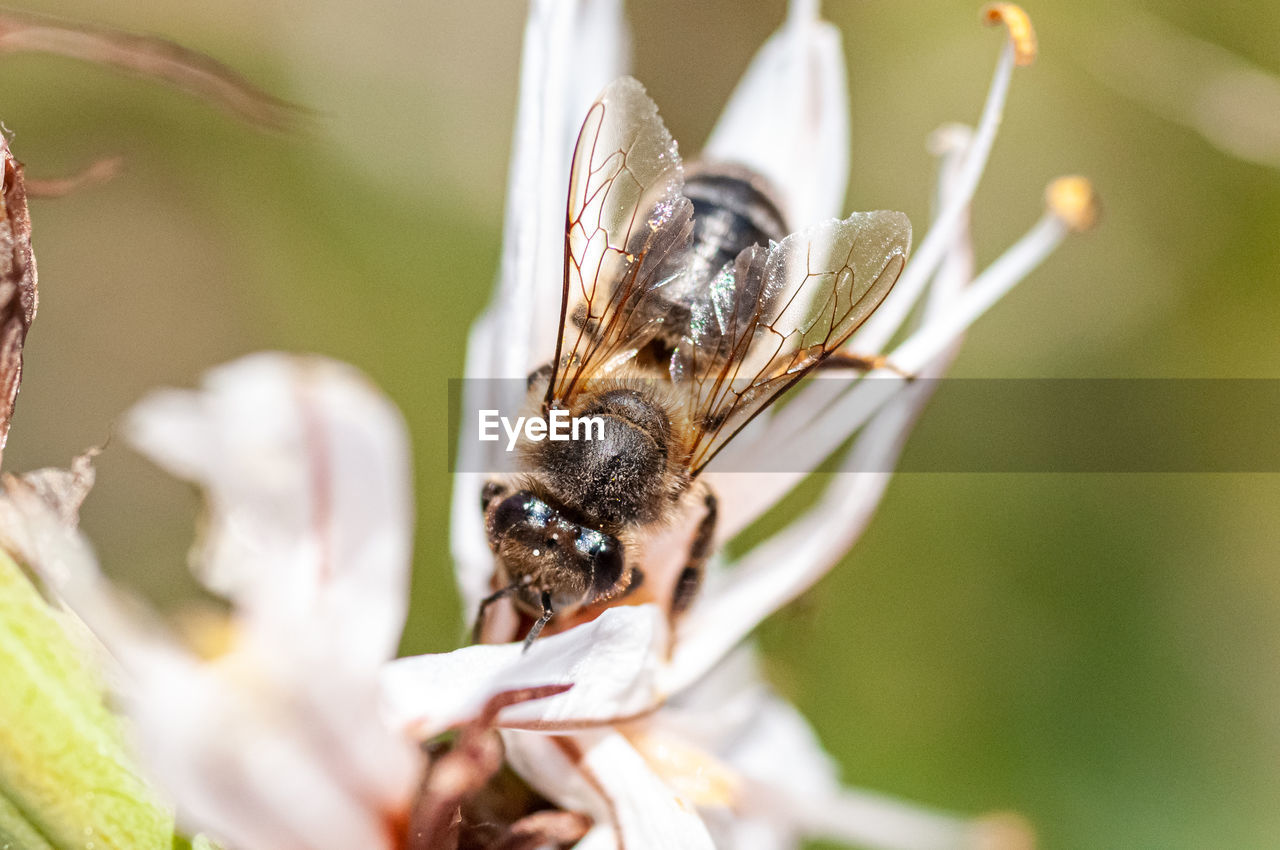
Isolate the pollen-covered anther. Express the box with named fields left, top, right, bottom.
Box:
left=981, top=3, right=1037, bottom=66
left=1045, top=175, right=1100, bottom=232
left=626, top=730, right=741, bottom=807
left=971, top=810, right=1037, bottom=850
left=926, top=122, right=975, bottom=157
left=174, top=603, right=238, bottom=660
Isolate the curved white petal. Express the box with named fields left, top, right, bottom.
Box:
left=503, top=731, right=715, bottom=850
left=126, top=653, right=401, bottom=850
left=705, top=122, right=978, bottom=540
left=381, top=604, right=665, bottom=739
left=664, top=647, right=838, bottom=796
left=491, top=0, right=630, bottom=380
left=458, top=0, right=630, bottom=620
left=730, top=35, right=1024, bottom=509
left=0, top=463, right=418, bottom=850
left=125, top=353, right=413, bottom=674
left=123, top=353, right=420, bottom=825
left=453, top=314, right=501, bottom=616
left=664, top=645, right=984, bottom=850
left=703, top=2, right=848, bottom=227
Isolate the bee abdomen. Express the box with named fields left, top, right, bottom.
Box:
left=681, top=165, right=790, bottom=287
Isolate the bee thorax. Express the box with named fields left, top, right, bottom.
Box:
left=527, top=387, right=673, bottom=527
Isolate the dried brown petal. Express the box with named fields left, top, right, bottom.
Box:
left=406, top=685, right=575, bottom=850
left=0, top=137, right=36, bottom=467
left=489, top=810, right=591, bottom=850
left=11, top=447, right=101, bottom=527
left=0, top=9, right=301, bottom=131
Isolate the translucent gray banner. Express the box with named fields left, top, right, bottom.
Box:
left=448, top=378, right=1280, bottom=473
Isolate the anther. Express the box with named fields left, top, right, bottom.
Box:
left=981, top=3, right=1037, bottom=66
left=1045, top=176, right=1100, bottom=232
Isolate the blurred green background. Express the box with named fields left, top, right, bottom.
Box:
left=1, top=0, right=1277, bottom=847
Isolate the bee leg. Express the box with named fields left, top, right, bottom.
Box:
left=670, top=488, right=718, bottom=620
left=472, top=582, right=517, bottom=644
left=522, top=590, right=555, bottom=652
left=817, top=350, right=915, bottom=380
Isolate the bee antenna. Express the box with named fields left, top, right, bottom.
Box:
left=472, top=582, right=520, bottom=644
left=522, top=591, right=555, bottom=653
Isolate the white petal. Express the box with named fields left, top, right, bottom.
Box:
left=381, top=604, right=666, bottom=739
left=125, top=353, right=413, bottom=674
left=665, top=646, right=839, bottom=797
left=665, top=645, right=983, bottom=850
left=0, top=480, right=416, bottom=850
left=126, top=653, right=401, bottom=850
left=125, top=353, right=420, bottom=816
left=453, top=315, right=501, bottom=616
left=0, top=474, right=159, bottom=671
left=703, top=2, right=849, bottom=226
left=742, top=37, right=1021, bottom=489
left=700, top=468, right=807, bottom=545
left=504, top=731, right=715, bottom=850
left=699, top=810, right=796, bottom=850
left=667, top=115, right=989, bottom=681
left=581, top=733, right=715, bottom=850
left=458, top=0, right=629, bottom=621
left=490, top=0, right=629, bottom=380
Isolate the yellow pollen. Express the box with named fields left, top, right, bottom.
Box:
left=981, top=3, right=1037, bottom=66
left=175, top=603, right=238, bottom=660
left=626, top=730, right=741, bottom=807
left=1045, top=176, right=1100, bottom=232
left=972, top=811, right=1037, bottom=850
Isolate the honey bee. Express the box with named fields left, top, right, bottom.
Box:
left=477, top=77, right=911, bottom=647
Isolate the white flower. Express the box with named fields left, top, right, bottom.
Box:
left=384, top=1, right=1092, bottom=848
left=1, top=353, right=421, bottom=850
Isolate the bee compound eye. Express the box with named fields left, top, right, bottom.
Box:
left=491, top=491, right=545, bottom=537
left=578, top=529, right=624, bottom=595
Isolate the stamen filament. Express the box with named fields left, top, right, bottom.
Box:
left=893, top=212, right=1067, bottom=373
left=758, top=10, right=1033, bottom=462
left=851, top=35, right=1017, bottom=354
left=782, top=177, right=1093, bottom=479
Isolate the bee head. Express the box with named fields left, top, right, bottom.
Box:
left=483, top=488, right=625, bottom=614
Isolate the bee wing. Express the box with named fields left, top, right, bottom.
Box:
left=545, top=76, right=695, bottom=406
left=675, top=210, right=912, bottom=474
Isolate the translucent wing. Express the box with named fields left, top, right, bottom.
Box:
left=545, top=76, right=694, bottom=406
left=674, top=211, right=912, bottom=473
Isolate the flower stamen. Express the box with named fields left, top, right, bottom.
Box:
left=625, top=730, right=741, bottom=808
left=981, top=3, right=1038, bottom=67
left=851, top=6, right=1033, bottom=355
left=1046, top=175, right=1101, bottom=233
